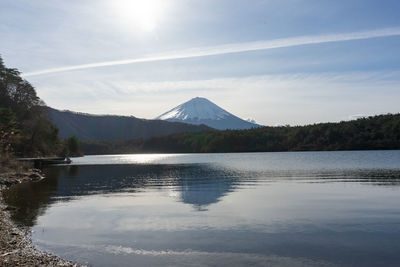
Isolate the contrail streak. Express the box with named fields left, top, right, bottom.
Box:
left=22, top=27, right=400, bottom=77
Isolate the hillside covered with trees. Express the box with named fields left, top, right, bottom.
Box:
left=81, top=113, right=400, bottom=154
left=0, top=55, right=77, bottom=158
left=46, top=107, right=212, bottom=142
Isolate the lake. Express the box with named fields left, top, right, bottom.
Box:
left=4, top=151, right=400, bottom=266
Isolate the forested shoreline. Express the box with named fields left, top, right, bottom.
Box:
left=81, top=113, right=400, bottom=154
left=0, top=55, right=81, bottom=266
left=0, top=55, right=80, bottom=164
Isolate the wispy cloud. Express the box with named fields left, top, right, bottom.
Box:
left=34, top=71, right=400, bottom=125
left=22, top=27, right=400, bottom=77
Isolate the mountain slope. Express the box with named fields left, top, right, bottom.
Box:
left=46, top=107, right=212, bottom=141
left=155, top=97, right=260, bottom=130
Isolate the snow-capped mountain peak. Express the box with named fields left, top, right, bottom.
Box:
left=156, top=97, right=230, bottom=121
left=155, top=97, right=261, bottom=130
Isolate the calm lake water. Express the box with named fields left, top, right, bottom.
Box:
left=4, top=151, right=400, bottom=267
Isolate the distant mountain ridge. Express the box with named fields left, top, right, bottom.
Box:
left=46, top=107, right=212, bottom=141
left=156, top=97, right=261, bottom=130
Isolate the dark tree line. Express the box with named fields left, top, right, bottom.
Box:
left=81, top=113, right=400, bottom=154
left=0, top=55, right=80, bottom=158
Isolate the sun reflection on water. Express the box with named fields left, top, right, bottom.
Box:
left=72, top=153, right=183, bottom=165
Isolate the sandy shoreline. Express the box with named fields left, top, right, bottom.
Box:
left=0, top=170, right=82, bottom=266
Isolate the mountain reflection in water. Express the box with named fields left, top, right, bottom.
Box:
left=4, top=164, right=239, bottom=225
left=4, top=162, right=400, bottom=227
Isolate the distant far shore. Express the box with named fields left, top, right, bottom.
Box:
left=79, top=113, right=400, bottom=155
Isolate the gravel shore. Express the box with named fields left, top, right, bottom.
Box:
left=0, top=169, right=82, bottom=266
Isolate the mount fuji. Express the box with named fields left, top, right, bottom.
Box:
left=155, top=97, right=261, bottom=130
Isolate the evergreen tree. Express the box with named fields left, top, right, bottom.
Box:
left=66, top=135, right=81, bottom=156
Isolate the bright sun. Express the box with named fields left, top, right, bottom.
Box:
left=113, top=0, right=165, bottom=32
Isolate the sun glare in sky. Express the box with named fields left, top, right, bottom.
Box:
left=113, top=0, right=166, bottom=32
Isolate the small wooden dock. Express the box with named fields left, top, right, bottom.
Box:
left=17, top=157, right=72, bottom=168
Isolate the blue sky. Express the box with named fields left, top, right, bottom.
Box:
left=1, top=0, right=399, bottom=125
